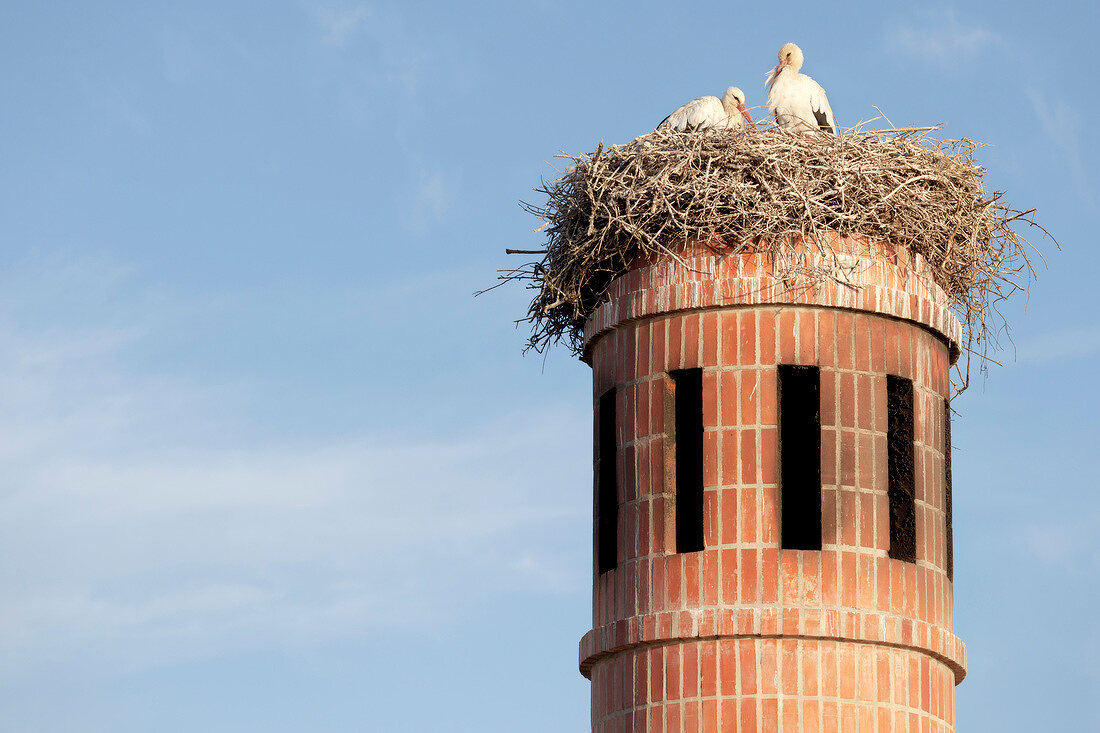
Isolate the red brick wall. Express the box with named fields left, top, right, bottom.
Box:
left=581, top=236, right=965, bottom=732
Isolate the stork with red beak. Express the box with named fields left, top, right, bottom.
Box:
left=766, top=43, right=836, bottom=133
left=657, top=86, right=755, bottom=132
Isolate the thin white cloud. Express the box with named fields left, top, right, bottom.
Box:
left=316, top=5, right=371, bottom=48
left=0, top=417, right=587, bottom=672
left=0, top=255, right=590, bottom=682
left=889, top=12, right=1091, bottom=197
left=406, top=168, right=454, bottom=231
left=309, top=2, right=432, bottom=97
left=886, top=10, right=1000, bottom=66
left=507, top=553, right=583, bottom=594
left=1027, top=87, right=1090, bottom=194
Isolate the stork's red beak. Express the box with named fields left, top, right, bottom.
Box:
left=738, top=104, right=756, bottom=128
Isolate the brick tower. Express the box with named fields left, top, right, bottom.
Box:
left=580, top=235, right=965, bottom=731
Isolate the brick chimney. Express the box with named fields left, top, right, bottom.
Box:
left=581, top=235, right=965, bottom=731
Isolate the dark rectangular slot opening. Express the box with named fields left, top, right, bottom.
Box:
left=887, top=376, right=917, bottom=562
left=670, top=368, right=704, bottom=553
left=597, top=388, right=618, bottom=574
left=944, top=398, right=953, bottom=580
left=778, top=365, right=822, bottom=551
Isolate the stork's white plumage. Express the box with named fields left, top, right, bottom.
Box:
left=766, top=43, right=835, bottom=133
left=658, top=87, right=754, bottom=132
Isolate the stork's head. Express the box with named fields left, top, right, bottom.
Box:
left=722, top=86, right=754, bottom=126
left=775, top=42, right=804, bottom=75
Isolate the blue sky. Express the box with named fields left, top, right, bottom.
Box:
left=0, top=2, right=1096, bottom=731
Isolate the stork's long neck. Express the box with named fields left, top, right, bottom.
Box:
left=766, top=65, right=789, bottom=91
left=767, top=59, right=802, bottom=91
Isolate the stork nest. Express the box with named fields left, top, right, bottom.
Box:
left=500, top=125, right=1051, bottom=389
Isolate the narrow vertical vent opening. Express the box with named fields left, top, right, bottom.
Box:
left=887, top=375, right=917, bottom=562
left=945, top=397, right=954, bottom=580
left=670, top=368, right=704, bottom=553
left=597, top=388, right=618, bottom=574
left=778, top=364, right=822, bottom=551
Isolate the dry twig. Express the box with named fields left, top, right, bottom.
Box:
left=503, top=125, right=1053, bottom=391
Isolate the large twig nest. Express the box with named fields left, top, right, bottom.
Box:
left=503, top=125, right=1051, bottom=388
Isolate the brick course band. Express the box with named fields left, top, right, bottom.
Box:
left=579, top=606, right=966, bottom=681
left=582, top=234, right=962, bottom=365
left=580, top=236, right=966, bottom=731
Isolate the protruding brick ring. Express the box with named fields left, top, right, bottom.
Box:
left=582, top=234, right=962, bottom=364
left=579, top=606, right=966, bottom=684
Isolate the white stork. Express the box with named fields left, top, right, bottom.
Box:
left=657, top=87, right=754, bottom=132
left=766, top=43, right=836, bottom=133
